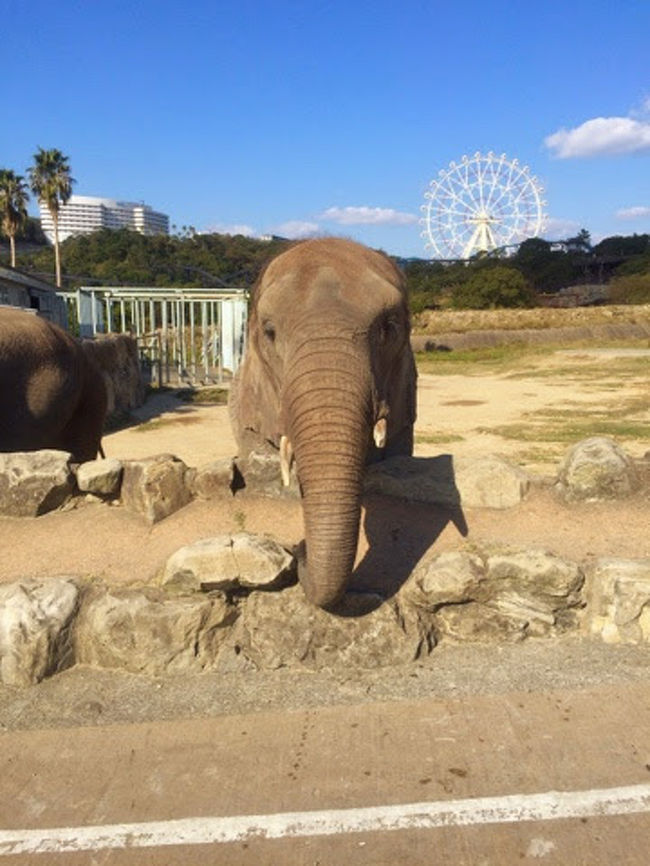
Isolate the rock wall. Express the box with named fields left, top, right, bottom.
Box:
left=1, top=543, right=649, bottom=687
left=0, top=437, right=648, bottom=687
left=82, top=333, right=145, bottom=419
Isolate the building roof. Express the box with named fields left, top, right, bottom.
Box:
left=0, top=265, right=58, bottom=293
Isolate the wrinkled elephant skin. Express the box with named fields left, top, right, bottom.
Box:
left=229, top=238, right=417, bottom=608
left=0, top=308, right=108, bottom=462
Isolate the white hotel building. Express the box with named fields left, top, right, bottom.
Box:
left=39, top=195, right=169, bottom=243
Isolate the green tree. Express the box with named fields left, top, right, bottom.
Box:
left=451, top=265, right=534, bottom=309
left=0, top=170, right=30, bottom=267
left=28, top=148, right=75, bottom=287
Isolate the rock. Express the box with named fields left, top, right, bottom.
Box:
left=0, top=578, right=79, bottom=686
left=364, top=455, right=462, bottom=507
left=584, top=558, right=650, bottom=643
left=190, top=458, right=236, bottom=498
left=557, top=437, right=639, bottom=501
left=76, top=457, right=123, bottom=496
left=401, top=551, right=486, bottom=609
left=0, top=450, right=75, bottom=517
left=234, top=451, right=300, bottom=499
left=161, top=533, right=296, bottom=593
left=434, top=602, right=527, bottom=643
left=364, top=454, right=529, bottom=509
left=485, top=550, right=584, bottom=635
left=231, top=585, right=426, bottom=671
left=454, top=456, right=530, bottom=508
left=120, top=454, right=192, bottom=523
left=74, top=584, right=236, bottom=675
left=397, top=547, right=584, bottom=642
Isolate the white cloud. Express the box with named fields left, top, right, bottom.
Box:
left=320, top=206, right=418, bottom=226
left=544, top=116, right=650, bottom=158
left=616, top=205, right=650, bottom=220
left=542, top=217, right=580, bottom=239
left=272, top=220, right=320, bottom=239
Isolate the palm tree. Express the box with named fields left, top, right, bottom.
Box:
left=0, top=170, right=30, bottom=268
left=28, top=148, right=75, bottom=287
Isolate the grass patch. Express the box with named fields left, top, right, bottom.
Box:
left=415, top=432, right=465, bottom=445
left=415, top=343, right=538, bottom=375
left=416, top=341, right=649, bottom=380
left=175, top=387, right=229, bottom=404
left=529, top=396, right=649, bottom=421
left=134, top=416, right=202, bottom=433
left=479, top=420, right=649, bottom=443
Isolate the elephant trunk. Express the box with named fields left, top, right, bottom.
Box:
left=284, top=331, right=373, bottom=608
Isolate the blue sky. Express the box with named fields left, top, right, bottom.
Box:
left=4, top=0, right=649, bottom=257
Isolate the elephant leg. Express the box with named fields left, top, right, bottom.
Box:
left=61, top=375, right=108, bottom=462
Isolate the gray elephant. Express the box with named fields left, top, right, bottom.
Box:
left=229, top=238, right=417, bottom=608
left=0, top=307, right=108, bottom=462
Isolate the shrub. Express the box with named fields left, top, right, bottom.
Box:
left=451, top=266, right=534, bottom=309
left=608, top=273, right=650, bottom=305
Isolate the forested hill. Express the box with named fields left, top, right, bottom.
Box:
left=10, top=228, right=290, bottom=289
left=5, top=227, right=650, bottom=309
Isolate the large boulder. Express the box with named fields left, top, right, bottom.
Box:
left=402, top=551, right=486, bottom=609
left=234, top=451, right=300, bottom=499
left=584, top=558, right=650, bottom=643
left=161, top=533, right=296, bottom=593
left=120, top=454, right=192, bottom=523
left=398, top=547, right=584, bottom=642
left=0, top=578, right=79, bottom=686
left=189, top=458, right=236, bottom=499
left=0, top=450, right=75, bottom=517
left=230, top=585, right=427, bottom=671
left=364, top=454, right=530, bottom=509
left=364, top=455, right=462, bottom=507
left=74, top=584, right=236, bottom=675
left=557, top=437, right=639, bottom=501
left=485, top=550, right=584, bottom=636
left=454, top=456, right=531, bottom=509
left=76, top=457, right=123, bottom=497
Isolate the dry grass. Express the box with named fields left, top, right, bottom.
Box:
left=413, top=304, right=650, bottom=335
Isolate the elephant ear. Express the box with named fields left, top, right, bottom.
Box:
left=229, top=328, right=282, bottom=457
left=384, top=340, right=417, bottom=457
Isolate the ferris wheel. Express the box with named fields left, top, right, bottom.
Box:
left=421, top=151, right=547, bottom=259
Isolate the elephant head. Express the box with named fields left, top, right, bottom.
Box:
left=230, top=238, right=416, bottom=608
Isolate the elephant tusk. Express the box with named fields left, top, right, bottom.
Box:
left=280, top=435, right=294, bottom=487
left=373, top=418, right=387, bottom=449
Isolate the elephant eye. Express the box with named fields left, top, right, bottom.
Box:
left=262, top=321, right=276, bottom=342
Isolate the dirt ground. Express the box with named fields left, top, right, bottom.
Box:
left=0, top=346, right=648, bottom=730
left=1, top=347, right=648, bottom=586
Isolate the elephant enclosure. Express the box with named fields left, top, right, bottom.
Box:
left=0, top=341, right=649, bottom=728
left=2, top=344, right=648, bottom=586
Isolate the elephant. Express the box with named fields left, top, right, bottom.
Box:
left=229, top=237, right=417, bottom=608
left=0, top=307, right=108, bottom=463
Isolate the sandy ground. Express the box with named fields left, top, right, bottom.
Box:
left=0, top=347, right=649, bottom=730
left=1, top=348, right=648, bottom=587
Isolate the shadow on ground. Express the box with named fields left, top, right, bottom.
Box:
left=343, top=454, right=469, bottom=613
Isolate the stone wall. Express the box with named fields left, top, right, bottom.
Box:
left=82, top=333, right=145, bottom=420
left=0, top=437, right=648, bottom=687
left=1, top=541, right=649, bottom=687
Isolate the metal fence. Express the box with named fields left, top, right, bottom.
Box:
left=58, top=286, right=248, bottom=386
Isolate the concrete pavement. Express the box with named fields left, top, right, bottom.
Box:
left=1, top=681, right=649, bottom=864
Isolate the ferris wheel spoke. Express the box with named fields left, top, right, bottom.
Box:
left=423, top=152, right=545, bottom=258
left=484, top=154, right=507, bottom=210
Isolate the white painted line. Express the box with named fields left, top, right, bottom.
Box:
left=1, top=783, right=649, bottom=856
